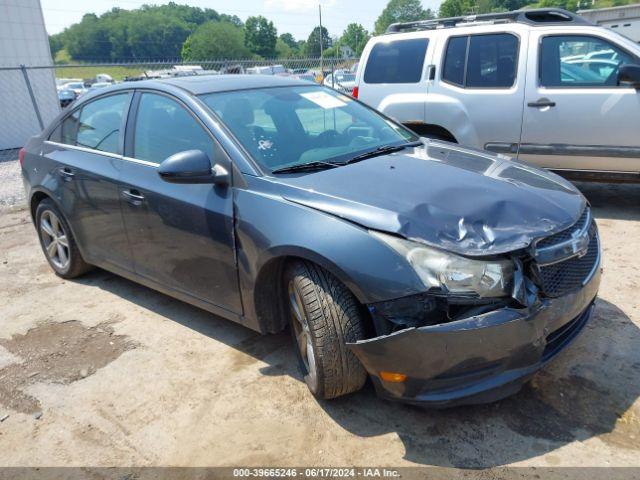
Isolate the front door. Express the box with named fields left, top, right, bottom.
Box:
left=119, top=91, right=242, bottom=314
left=520, top=32, right=640, bottom=172
left=44, top=92, right=133, bottom=270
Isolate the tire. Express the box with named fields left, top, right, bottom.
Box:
left=35, top=199, right=92, bottom=279
left=284, top=261, right=367, bottom=399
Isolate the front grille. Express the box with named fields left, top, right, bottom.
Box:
left=536, top=229, right=599, bottom=297
left=536, top=208, right=590, bottom=249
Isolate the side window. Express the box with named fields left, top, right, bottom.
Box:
left=540, top=35, right=637, bottom=87
left=443, top=36, right=468, bottom=86
left=50, top=110, right=80, bottom=145
left=133, top=93, right=214, bottom=164
left=442, top=34, right=518, bottom=88
left=76, top=94, right=129, bottom=154
left=467, top=34, right=518, bottom=87
left=364, top=38, right=429, bottom=84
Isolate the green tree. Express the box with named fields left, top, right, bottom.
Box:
left=244, top=16, right=278, bottom=58
left=279, top=33, right=297, bottom=49
left=181, top=21, right=251, bottom=60
left=339, top=23, right=369, bottom=56
left=275, top=38, right=295, bottom=57
left=374, top=0, right=433, bottom=34
left=305, top=26, right=331, bottom=57
left=127, top=12, right=191, bottom=59
left=64, top=14, right=112, bottom=60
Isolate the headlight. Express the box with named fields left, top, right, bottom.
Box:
left=371, top=231, right=514, bottom=297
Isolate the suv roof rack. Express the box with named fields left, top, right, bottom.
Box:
left=386, top=8, right=592, bottom=33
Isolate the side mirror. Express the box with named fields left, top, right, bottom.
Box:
left=618, top=64, right=640, bottom=89
left=158, top=150, right=229, bottom=186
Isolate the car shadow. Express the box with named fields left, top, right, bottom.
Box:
left=574, top=181, right=640, bottom=221
left=77, top=268, right=640, bottom=468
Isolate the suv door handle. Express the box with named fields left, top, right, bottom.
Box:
left=58, top=167, right=75, bottom=181
left=121, top=189, right=145, bottom=206
left=527, top=98, right=556, bottom=108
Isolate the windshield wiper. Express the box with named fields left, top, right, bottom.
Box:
left=271, top=161, right=341, bottom=174
left=342, top=140, right=423, bottom=165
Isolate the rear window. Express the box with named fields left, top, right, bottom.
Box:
left=364, top=38, right=429, bottom=84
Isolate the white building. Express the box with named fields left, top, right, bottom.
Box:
left=0, top=0, right=59, bottom=150
left=578, top=4, right=640, bottom=43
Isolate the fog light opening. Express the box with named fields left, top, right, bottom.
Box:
left=379, top=371, right=407, bottom=383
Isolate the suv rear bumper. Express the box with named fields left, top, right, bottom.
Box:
left=348, top=264, right=600, bottom=408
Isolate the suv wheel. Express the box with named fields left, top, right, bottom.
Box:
left=285, top=261, right=367, bottom=399
left=35, top=199, right=91, bottom=279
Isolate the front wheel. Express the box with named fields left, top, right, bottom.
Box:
left=285, top=261, right=367, bottom=399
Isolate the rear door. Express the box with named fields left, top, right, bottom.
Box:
left=44, top=92, right=133, bottom=270
left=520, top=30, right=640, bottom=172
left=357, top=34, right=434, bottom=125
left=428, top=29, right=526, bottom=151
left=119, top=91, right=242, bottom=313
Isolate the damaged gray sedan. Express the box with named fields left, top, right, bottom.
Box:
left=22, top=76, right=600, bottom=407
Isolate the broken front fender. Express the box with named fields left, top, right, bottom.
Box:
left=347, top=265, right=600, bottom=408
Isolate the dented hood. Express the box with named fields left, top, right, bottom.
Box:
left=276, top=142, right=586, bottom=256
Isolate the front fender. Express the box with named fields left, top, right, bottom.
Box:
left=234, top=184, right=426, bottom=331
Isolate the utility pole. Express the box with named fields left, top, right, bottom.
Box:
left=319, top=4, right=323, bottom=77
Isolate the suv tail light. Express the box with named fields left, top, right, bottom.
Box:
left=18, top=148, right=26, bottom=167
left=352, top=86, right=358, bottom=98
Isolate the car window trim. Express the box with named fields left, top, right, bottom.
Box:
left=124, top=88, right=228, bottom=168
left=537, top=33, right=640, bottom=89
left=440, top=31, right=521, bottom=90
left=47, top=90, right=134, bottom=156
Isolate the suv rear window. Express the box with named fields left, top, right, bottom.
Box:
left=364, top=38, right=429, bottom=84
left=442, top=34, right=519, bottom=88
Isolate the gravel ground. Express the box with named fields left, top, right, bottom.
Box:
left=0, top=152, right=25, bottom=210
left=0, top=181, right=638, bottom=468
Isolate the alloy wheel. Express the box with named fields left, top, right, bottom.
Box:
left=40, top=210, right=70, bottom=270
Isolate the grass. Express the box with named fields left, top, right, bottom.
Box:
left=54, top=65, right=148, bottom=82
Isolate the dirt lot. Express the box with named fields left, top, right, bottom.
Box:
left=0, top=181, right=639, bottom=468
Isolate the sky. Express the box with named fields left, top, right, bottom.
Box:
left=40, top=0, right=443, bottom=40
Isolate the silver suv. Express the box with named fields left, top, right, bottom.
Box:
left=355, top=9, right=640, bottom=182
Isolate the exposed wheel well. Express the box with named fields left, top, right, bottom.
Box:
left=253, top=256, right=372, bottom=335
left=404, top=123, right=457, bottom=143
left=30, top=192, right=50, bottom=221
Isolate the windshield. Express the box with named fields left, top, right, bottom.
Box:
left=200, top=86, right=416, bottom=172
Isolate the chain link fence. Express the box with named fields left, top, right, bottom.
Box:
left=33, top=56, right=357, bottom=124
left=0, top=57, right=359, bottom=209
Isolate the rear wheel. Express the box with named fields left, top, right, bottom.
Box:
left=35, top=199, right=91, bottom=279
left=285, top=261, right=367, bottom=399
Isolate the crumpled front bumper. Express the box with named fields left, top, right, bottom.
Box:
left=347, top=264, right=600, bottom=408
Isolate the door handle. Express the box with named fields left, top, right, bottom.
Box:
left=121, top=189, right=145, bottom=206
left=527, top=98, right=556, bottom=108
left=58, top=167, right=75, bottom=181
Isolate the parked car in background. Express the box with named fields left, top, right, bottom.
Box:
left=247, top=65, right=287, bottom=76
left=21, top=75, right=600, bottom=407
left=57, top=89, right=76, bottom=108
left=60, top=81, right=87, bottom=98
left=355, top=8, right=640, bottom=182
left=95, top=73, right=114, bottom=83
left=88, top=82, right=111, bottom=91
left=324, top=71, right=357, bottom=94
